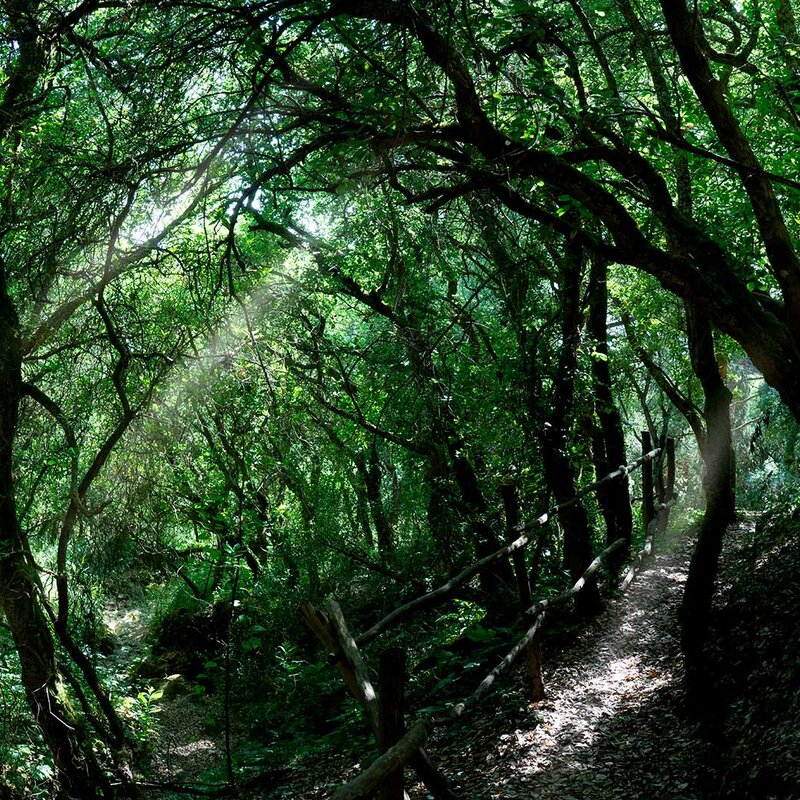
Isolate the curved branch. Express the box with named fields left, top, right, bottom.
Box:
left=20, top=382, right=76, bottom=450
left=20, top=381, right=79, bottom=513
left=659, top=1, right=800, bottom=336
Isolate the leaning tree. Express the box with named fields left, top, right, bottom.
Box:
left=0, top=0, right=269, bottom=792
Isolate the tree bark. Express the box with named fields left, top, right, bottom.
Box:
left=500, top=484, right=532, bottom=610
left=367, top=443, right=394, bottom=557
left=685, top=305, right=736, bottom=521
left=0, top=276, right=105, bottom=798
left=680, top=303, right=736, bottom=721
left=331, top=0, right=800, bottom=427
left=539, top=236, right=602, bottom=616
left=587, top=254, right=633, bottom=572
left=470, top=199, right=600, bottom=613
left=378, top=648, right=406, bottom=800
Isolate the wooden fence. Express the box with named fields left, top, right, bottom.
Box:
left=302, top=433, right=677, bottom=800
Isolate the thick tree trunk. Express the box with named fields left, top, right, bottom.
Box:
left=0, top=281, right=105, bottom=798
left=0, top=552, right=105, bottom=798
left=425, top=453, right=457, bottom=572
left=686, top=304, right=736, bottom=520
left=539, top=237, right=601, bottom=616
left=366, top=442, right=394, bottom=557
left=539, top=431, right=601, bottom=616
left=680, top=303, right=736, bottom=721
left=447, top=434, right=515, bottom=598
left=587, top=255, right=633, bottom=572
left=473, top=199, right=599, bottom=612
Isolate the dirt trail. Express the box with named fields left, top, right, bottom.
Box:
left=105, top=520, right=744, bottom=798
left=409, top=525, right=722, bottom=800
left=104, top=598, right=235, bottom=785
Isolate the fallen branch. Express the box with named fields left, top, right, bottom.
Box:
left=331, top=720, right=428, bottom=800
left=620, top=520, right=657, bottom=592
left=324, top=598, right=380, bottom=731
left=449, top=612, right=547, bottom=720
left=356, top=529, right=534, bottom=648
left=525, top=538, right=626, bottom=619
left=528, top=449, right=661, bottom=527
left=300, top=601, right=380, bottom=731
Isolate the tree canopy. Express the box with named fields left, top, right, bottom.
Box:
left=2, top=0, right=800, bottom=796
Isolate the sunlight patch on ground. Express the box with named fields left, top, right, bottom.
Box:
left=478, top=564, right=683, bottom=786
left=105, top=608, right=143, bottom=635
left=171, top=739, right=217, bottom=758
left=659, top=570, right=687, bottom=583
left=509, top=653, right=666, bottom=775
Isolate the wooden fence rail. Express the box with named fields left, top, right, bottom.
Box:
left=450, top=536, right=627, bottom=721
left=332, top=721, right=428, bottom=800
left=357, top=444, right=667, bottom=649
left=300, top=599, right=459, bottom=800
left=306, top=433, right=678, bottom=799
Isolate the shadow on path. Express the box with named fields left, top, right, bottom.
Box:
left=415, top=528, right=718, bottom=800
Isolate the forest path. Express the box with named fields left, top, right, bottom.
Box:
left=412, top=521, right=729, bottom=800
left=103, top=598, right=243, bottom=786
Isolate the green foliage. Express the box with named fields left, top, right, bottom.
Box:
left=0, top=633, right=50, bottom=798
left=739, top=383, right=800, bottom=508
left=3, top=0, right=800, bottom=789
left=119, top=687, right=164, bottom=745
left=435, top=600, right=486, bottom=643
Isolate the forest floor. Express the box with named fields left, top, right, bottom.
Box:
left=280, top=519, right=724, bottom=799
left=112, top=511, right=800, bottom=799
left=406, top=525, right=715, bottom=800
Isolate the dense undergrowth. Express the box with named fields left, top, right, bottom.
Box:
left=3, top=507, right=800, bottom=798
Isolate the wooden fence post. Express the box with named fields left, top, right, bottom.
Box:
left=332, top=721, right=428, bottom=800
left=501, top=484, right=543, bottom=702
left=655, top=436, right=675, bottom=539
left=655, top=433, right=667, bottom=504
left=378, top=648, right=407, bottom=800
left=525, top=632, right=545, bottom=703
left=641, top=430, right=655, bottom=535
left=301, top=601, right=460, bottom=800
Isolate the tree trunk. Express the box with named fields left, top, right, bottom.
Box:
left=539, top=432, right=601, bottom=615
left=378, top=648, right=406, bottom=800
left=500, top=484, right=532, bottom=611
left=471, top=199, right=600, bottom=612
left=425, top=453, right=457, bottom=573
left=351, top=460, right=375, bottom=549
left=447, top=433, right=514, bottom=599
left=680, top=302, right=736, bottom=721
left=366, top=442, right=394, bottom=558
left=587, top=254, right=633, bottom=574
left=685, top=304, right=736, bottom=521
left=539, top=236, right=601, bottom=616
left=0, top=280, right=106, bottom=798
